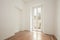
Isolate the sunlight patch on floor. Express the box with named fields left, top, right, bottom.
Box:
left=33, top=31, right=41, bottom=40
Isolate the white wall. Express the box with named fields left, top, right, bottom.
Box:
left=42, top=0, right=56, bottom=34
left=0, top=0, right=24, bottom=40
left=56, top=0, right=60, bottom=40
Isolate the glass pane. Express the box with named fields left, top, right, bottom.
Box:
left=38, top=7, right=41, bottom=13
left=34, top=8, right=37, bottom=16
left=32, top=7, right=41, bottom=31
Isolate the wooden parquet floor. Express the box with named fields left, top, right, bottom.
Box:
left=5, top=31, right=57, bottom=40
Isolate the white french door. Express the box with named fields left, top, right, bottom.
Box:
left=30, top=6, right=42, bottom=31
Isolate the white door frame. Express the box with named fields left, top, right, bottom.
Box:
left=30, top=4, right=43, bottom=32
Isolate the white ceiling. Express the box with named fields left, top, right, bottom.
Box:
left=23, top=0, right=44, bottom=3
left=23, top=0, right=35, bottom=3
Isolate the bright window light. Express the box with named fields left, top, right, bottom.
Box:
left=34, top=8, right=37, bottom=16
left=38, top=8, right=41, bottom=13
